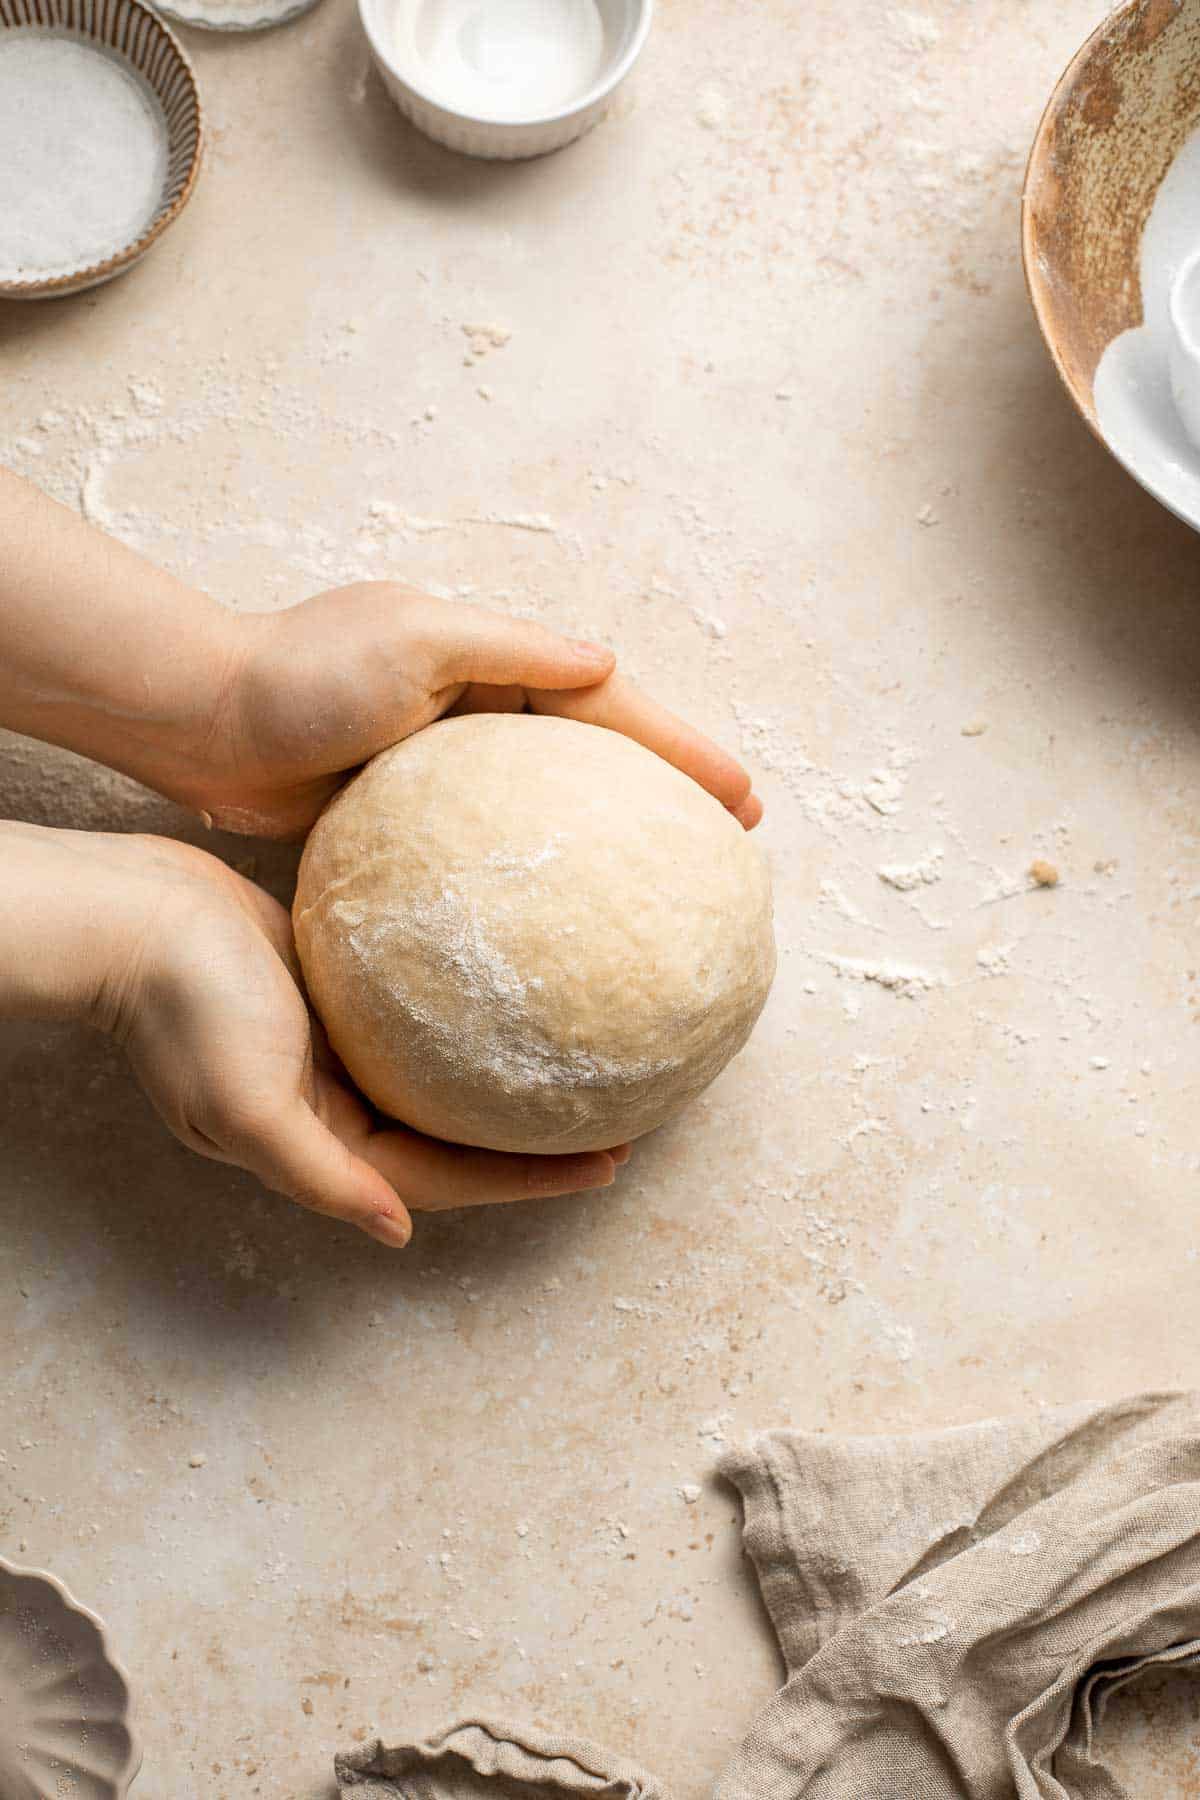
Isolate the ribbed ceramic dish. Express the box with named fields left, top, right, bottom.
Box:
left=0, top=0, right=202, bottom=300
left=152, top=0, right=321, bottom=37
left=357, top=0, right=653, bottom=160
left=0, top=1555, right=142, bottom=1798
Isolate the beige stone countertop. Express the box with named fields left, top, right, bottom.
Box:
left=3, top=0, right=1200, bottom=1791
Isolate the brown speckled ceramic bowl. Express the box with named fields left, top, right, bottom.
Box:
left=1023, top=0, right=1200, bottom=436
left=0, top=0, right=203, bottom=300
left=0, top=1556, right=141, bottom=1797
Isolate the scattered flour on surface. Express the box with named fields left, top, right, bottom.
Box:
left=863, top=763, right=909, bottom=816
left=695, top=85, right=730, bottom=130
left=691, top=606, right=729, bottom=640
left=890, top=10, right=941, bottom=52
left=871, top=1306, right=917, bottom=1364
left=731, top=703, right=815, bottom=794
left=820, top=882, right=881, bottom=931
left=128, top=379, right=164, bottom=418
left=827, top=954, right=943, bottom=997
left=878, top=850, right=943, bottom=891
left=473, top=510, right=557, bottom=534
left=696, top=1416, right=731, bottom=1448
left=462, top=323, right=513, bottom=357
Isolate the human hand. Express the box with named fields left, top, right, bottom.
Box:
left=0, top=474, right=758, bottom=839
left=112, top=839, right=632, bottom=1241
left=0, top=824, right=627, bottom=1245
left=190, top=584, right=763, bottom=839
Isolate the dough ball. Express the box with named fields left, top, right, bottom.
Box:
left=293, top=714, right=775, bottom=1155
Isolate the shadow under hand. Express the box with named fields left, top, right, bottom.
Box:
left=0, top=997, right=450, bottom=1379
left=0, top=729, right=302, bottom=900
left=0, top=1002, right=605, bottom=1367
left=0, top=733, right=618, bottom=1353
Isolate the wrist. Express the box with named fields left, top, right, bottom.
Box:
left=129, top=604, right=262, bottom=815
left=0, top=823, right=165, bottom=1030
left=0, top=469, right=254, bottom=810
left=84, top=596, right=253, bottom=814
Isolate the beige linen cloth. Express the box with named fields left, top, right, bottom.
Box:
left=336, top=1392, right=1200, bottom=1799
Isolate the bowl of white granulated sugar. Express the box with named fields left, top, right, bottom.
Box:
left=0, top=0, right=202, bottom=300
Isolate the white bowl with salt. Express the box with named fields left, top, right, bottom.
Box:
left=0, top=0, right=202, bottom=300
left=357, top=0, right=653, bottom=160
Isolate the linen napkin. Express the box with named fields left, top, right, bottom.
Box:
left=334, top=1717, right=664, bottom=1798
left=337, top=1391, right=1200, bottom=1800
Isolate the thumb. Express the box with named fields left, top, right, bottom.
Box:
left=419, top=598, right=615, bottom=692
left=243, top=1101, right=413, bottom=1248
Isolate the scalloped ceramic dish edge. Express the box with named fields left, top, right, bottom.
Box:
left=151, top=0, right=322, bottom=36
left=0, top=1554, right=143, bottom=1798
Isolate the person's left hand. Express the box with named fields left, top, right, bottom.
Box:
left=86, top=832, right=630, bottom=1244
left=188, top=584, right=763, bottom=839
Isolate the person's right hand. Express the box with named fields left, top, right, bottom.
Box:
left=180, top=583, right=763, bottom=839
left=0, top=470, right=761, bottom=844
left=2, top=824, right=627, bottom=1246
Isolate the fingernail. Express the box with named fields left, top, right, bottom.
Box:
left=527, top=1155, right=615, bottom=1196
left=365, top=1212, right=411, bottom=1249
left=611, top=1144, right=633, bottom=1166
left=568, top=1156, right=616, bottom=1193
left=569, top=638, right=611, bottom=662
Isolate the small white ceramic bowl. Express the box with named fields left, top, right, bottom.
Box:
left=357, top=0, right=653, bottom=160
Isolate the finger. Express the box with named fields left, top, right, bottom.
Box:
left=449, top=682, right=762, bottom=828
left=227, top=876, right=307, bottom=981
left=610, top=1143, right=633, bottom=1165
left=445, top=682, right=529, bottom=717
left=527, top=672, right=754, bottom=816
left=244, top=1100, right=413, bottom=1247
left=308, top=1011, right=354, bottom=1084
left=361, top=1125, right=618, bottom=1213
left=418, top=598, right=616, bottom=692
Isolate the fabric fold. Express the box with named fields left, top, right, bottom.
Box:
left=715, top=1391, right=1200, bottom=1799
left=716, top=1392, right=1193, bottom=1670
left=334, top=1716, right=667, bottom=1800
left=337, top=1393, right=1200, bottom=1800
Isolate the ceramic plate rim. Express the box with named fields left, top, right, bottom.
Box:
left=1018, top=0, right=1134, bottom=454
